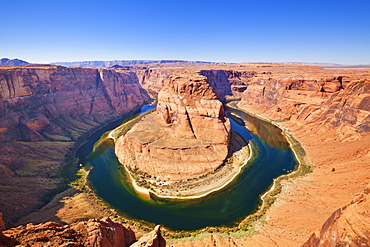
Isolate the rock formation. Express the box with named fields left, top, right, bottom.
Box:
left=199, top=70, right=255, bottom=100
left=0, top=65, right=150, bottom=142
left=238, top=64, right=370, bottom=140
left=131, top=225, right=166, bottom=247
left=0, top=217, right=165, bottom=247
left=0, top=65, right=149, bottom=226
left=115, top=73, right=230, bottom=182
left=302, top=183, right=370, bottom=246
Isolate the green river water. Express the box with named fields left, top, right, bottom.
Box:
left=80, top=105, right=297, bottom=231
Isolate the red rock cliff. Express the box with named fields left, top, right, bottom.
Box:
left=238, top=65, right=370, bottom=141
left=0, top=65, right=150, bottom=142
left=0, top=65, right=149, bottom=227
left=1, top=217, right=165, bottom=247
left=302, top=183, right=370, bottom=247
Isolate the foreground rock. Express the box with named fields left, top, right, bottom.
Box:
left=1, top=217, right=165, bottom=247
left=302, top=183, right=370, bottom=246
left=116, top=73, right=230, bottom=183
left=131, top=225, right=166, bottom=247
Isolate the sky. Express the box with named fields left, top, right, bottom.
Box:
left=1, top=0, right=370, bottom=64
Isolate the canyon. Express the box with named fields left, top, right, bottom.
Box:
left=0, top=65, right=150, bottom=227
left=0, top=62, right=370, bottom=246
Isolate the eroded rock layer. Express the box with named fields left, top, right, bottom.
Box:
left=238, top=65, right=370, bottom=141
left=0, top=65, right=149, bottom=227
left=1, top=217, right=165, bottom=247
left=115, top=73, right=230, bottom=181
left=302, top=183, right=370, bottom=247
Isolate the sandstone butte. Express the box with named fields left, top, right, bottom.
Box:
left=115, top=72, right=231, bottom=186
left=1, top=63, right=370, bottom=246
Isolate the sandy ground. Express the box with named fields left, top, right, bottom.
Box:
left=170, top=106, right=370, bottom=247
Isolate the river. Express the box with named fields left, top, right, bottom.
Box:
left=78, top=104, right=297, bottom=231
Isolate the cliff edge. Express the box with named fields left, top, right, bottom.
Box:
left=0, top=217, right=165, bottom=247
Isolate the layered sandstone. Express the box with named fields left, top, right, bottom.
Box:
left=115, top=73, right=230, bottom=182
left=0, top=65, right=149, bottom=227
left=131, top=225, right=166, bottom=247
left=238, top=64, right=370, bottom=140
left=0, top=65, right=150, bottom=142
left=1, top=217, right=165, bottom=247
left=302, top=183, right=370, bottom=246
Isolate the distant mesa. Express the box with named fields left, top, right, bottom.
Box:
left=115, top=72, right=231, bottom=184
left=51, top=60, right=214, bottom=68
left=0, top=58, right=29, bottom=66
left=108, top=64, right=131, bottom=70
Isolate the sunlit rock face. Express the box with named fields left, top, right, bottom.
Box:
left=1, top=217, right=165, bottom=247
left=115, top=73, right=230, bottom=181
left=302, top=183, right=370, bottom=247
left=0, top=66, right=150, bottom=142
left=0, top=65, right=150, bottom=226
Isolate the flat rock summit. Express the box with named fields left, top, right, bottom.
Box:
left=115, top=73, right=230, bottom=182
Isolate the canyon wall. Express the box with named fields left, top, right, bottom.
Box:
left=0, top=65, right=149, bottom=142
left=199, top=69, right=256, bottom=100
left=136, top=67, right=173, bottom=96
left=137, top=68, right=254, bottom=101
left=239, top=66, right=370, bottom=140
left=0, top=65, right=149, bottom=227
left=302, top=183, right=370, bottom=246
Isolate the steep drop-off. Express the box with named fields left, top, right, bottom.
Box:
left=115, top=73, right=230, bottom=184
left=0, top=65, right=149, bottom=227
left=239, top=66, right=370, bottom=141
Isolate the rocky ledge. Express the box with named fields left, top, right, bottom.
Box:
left=0, top=217, right=165, bottom=247
left=115, top=73, right=232, bottom=195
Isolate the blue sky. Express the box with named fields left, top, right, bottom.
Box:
left=1, top=0, right=369, bottom=64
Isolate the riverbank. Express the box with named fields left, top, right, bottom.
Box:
left=119, top=129, right=252, bottom=199
left=226, top=102, right=370, bottom=246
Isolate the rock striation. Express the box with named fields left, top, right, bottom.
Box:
left=115, top=73, right=230, bottom=182
left=1, top=217, right=165, bottom=247
left=0, top=65, right=150, bottom=142
left=237, top=64, right=370, bottom=141
left=302, top=183, right=370, bottom=247
left=0, top=65, right=150, bottom=227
